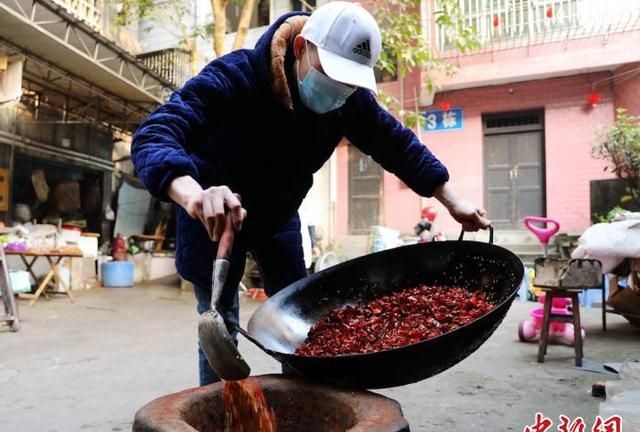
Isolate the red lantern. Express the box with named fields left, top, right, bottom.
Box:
left=439, top=100, right=452, bottom=111
left=493, top=14, right=500, bottom=27
left=546, top=6, right=553, bottom=18
left=587, top=91, right=601, bottom=107
left=421, top=206, right=438, bottom=222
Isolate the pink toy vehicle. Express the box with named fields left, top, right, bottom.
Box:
left=518, top=295, right=585, bottom=345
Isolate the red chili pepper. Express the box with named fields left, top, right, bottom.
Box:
left=296, top=286, right=496, bottom=357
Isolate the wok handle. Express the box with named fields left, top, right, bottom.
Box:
left=458, top=225, right=494, bottom=244
left=236, top=326, right=289, bottom=360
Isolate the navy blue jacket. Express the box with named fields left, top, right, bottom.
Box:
left=131, top=12, right=449, bottom=288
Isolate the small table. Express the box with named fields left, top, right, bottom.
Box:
left=7, top=247, right=84, bottom=306
left=537, top=287, right=584, bottom=366
left=533, top=258, right=603, bottom=366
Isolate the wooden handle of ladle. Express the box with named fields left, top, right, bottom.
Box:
left=216, top=213, right=235, bottom=261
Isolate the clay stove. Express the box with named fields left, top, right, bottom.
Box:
left=133, top=374, right=410, bottom=432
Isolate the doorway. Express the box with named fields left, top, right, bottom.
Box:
left=484, top=111, right=545, bottom=228
left=348, top=145, right=383, bottom=234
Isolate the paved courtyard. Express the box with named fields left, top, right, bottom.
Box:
left=1, top=278, right=638, bottom=431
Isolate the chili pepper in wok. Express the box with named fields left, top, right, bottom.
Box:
left=295, top=285, right=495, bottom=357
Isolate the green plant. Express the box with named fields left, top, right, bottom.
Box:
left=594, top=206, right=627, bottom=223
left=110, top=0, right=258, bottom=69
left=593, top=108, right=640, bottom=207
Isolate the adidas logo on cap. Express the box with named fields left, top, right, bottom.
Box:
left=352, top=40, right=372, bottom=59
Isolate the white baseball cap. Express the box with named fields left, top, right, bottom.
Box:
left=300, top=1, right=382, bottom=95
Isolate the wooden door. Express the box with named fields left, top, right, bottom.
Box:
left=484, top=112, right=545, bottom=228
left=348, top=145, right=383, bottom=234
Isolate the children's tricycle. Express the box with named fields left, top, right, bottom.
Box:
left=518, top=216, right=584, bottom=346
left=518, top=294, right=584, bottom=345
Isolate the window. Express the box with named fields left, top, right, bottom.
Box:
left=348, top=145, right=383, bottom=234
left=257, top=0, right=270, bottom=26
left=227, top=0, right=271, bottom=32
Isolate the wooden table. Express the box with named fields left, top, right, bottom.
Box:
left=7, top=247, right=83, bottom=306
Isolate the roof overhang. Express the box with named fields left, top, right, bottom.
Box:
left=0, top=0, right=175, bottom=131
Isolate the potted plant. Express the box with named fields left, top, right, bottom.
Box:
left=591, top=108, right=640, bottom=221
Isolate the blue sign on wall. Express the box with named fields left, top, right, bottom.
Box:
left=422, top=108, right=464, bottom=132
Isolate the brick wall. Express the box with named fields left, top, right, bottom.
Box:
left=613, top=63, right=640, bottom=116
left=419, top=72, right=615, bottom=235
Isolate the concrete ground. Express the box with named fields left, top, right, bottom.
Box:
left=1, top=279, right=638, bottom=432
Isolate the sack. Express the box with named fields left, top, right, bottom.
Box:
left=81, top=181, right=101, bottom=214
left=31, top=169, right=49, bottom=202
left=49, top=181, right=81, bottom=214
left=608, top=277, right=640, bottom=328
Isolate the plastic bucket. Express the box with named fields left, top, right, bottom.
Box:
left=537, top=294, right=571, bottom=308
left=101, top=261, right=135, bottom=287
left=530, top=307, right=569, bottom=331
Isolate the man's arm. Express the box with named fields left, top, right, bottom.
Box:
left=343, top=90, right=490, bottom=231
left=131, top=62, right=247, bottom=240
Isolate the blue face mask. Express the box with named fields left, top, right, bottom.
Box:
left=297, top=43, right=356, bottom=114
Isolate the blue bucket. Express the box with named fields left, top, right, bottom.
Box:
left=101, top=261, right=135, bottom=287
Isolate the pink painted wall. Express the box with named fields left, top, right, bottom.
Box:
left=332, top=0, right=633, bottom=237
left=336, top=72, right=617, bottom=237
left=432, top=28, right=640, bottom=92
left=613, top=63, right=640, bottom=116
left=379, top=70, right=425, bottom=233
left=382, top=171, right=421, bottom=232
left=424, top=73, right=615, bottom=235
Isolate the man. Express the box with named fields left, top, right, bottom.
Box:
left=132, top=1, right=490, bottom=386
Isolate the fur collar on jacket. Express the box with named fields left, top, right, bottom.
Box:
left=269, top=15, right=308, bottom=110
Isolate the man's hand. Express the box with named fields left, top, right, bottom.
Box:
left=447, top=198, right=490, bottom=232
left=433, top=183, right=491, bottom=232
left=168, top=176, right=247, bottom=241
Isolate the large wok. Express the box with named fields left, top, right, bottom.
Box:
left=239, top=228, right=524, bottom=389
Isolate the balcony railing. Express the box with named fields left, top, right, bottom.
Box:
left=137, top=48, right=192, bottom=88
left=434, top=0, right=640, bottom=55
left=51, top=0, right=104, bottom=31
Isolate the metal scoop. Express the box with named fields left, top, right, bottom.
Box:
left=198, top=215, right=250, bottom=381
